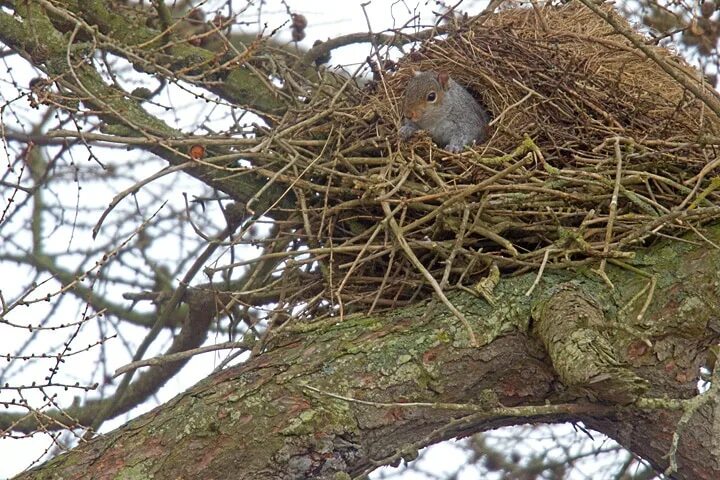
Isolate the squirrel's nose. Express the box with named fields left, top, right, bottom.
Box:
left=407, top=110, right=420, bottom=122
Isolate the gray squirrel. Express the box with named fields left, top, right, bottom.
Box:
left=398, top=71, right=489, bottom=152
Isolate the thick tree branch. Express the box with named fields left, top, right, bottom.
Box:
left=13, top=223, right=720, bottom=479
left=533, top=284, right=649, bottom=404
left=39, top=0, right=286, bottom=113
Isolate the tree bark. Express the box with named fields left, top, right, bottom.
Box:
left=16, top=225, right=720, bottom=480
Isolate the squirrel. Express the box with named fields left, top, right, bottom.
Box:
left=398, top=71, right=489, bottom=152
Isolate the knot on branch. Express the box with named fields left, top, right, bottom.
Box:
left=532, top=283, right=649, bottom=404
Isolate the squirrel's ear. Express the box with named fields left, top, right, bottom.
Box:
left=437, top=71, right=450, bottom=89
left=412, top=69, right=422, bottom=77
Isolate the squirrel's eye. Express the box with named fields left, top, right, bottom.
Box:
left=427, top=91, right=437, bottom=102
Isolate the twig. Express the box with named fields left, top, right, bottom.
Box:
left=87, top=207, right=243, bottom=435
left=664, top=360, right=720, bottom=476
left=525, top=248, right=551, bottom=296
left=113, top=340, right=253, bottom=377
left=381, top=201, right=479, bottom=347
left=440, top=206, right=470, bottom=289
left=299, top=26, right=446, bottom=68
left=610, top=259, right=657, bottom=324
left=598, top=138, right=623, bottom=277
left=303, top=384, right=614, bottom=417
left=92, top=162, right=192, bottom=238
left=686, top=222, right=720, bottom=250
left=635, top=275, right=656, bottom=323
left=399, top=153, right=531, bottom=234
left=576, top=0, right=720, bottom=120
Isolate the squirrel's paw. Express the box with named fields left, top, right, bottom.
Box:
left=398, top=124, right=418, bottom=140
left=445, top=143, right=465, bottom=153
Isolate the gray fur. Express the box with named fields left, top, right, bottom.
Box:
left=399, top=72, right=488, bottom=152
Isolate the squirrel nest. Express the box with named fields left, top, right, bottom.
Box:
left=241, top=2, right=720, bottom=321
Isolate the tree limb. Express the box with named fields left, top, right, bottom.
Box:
left=13, top=224, right=720, bottom=479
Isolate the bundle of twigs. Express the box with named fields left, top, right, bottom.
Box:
left=235, top=1, right=720, bottom=321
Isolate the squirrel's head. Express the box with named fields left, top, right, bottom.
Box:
left=402, top=71, right=451, bottom=122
